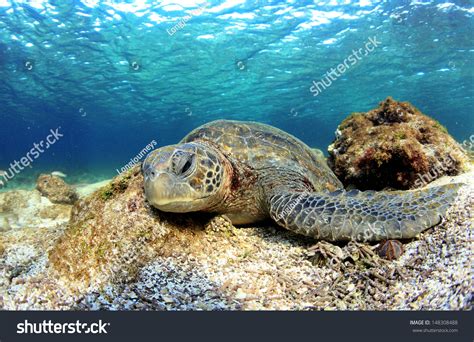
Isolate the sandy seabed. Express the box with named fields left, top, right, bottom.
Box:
left=0, top=169, right=472, bottom=311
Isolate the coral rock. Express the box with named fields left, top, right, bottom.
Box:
left=36, top=174, right=78, bottom=204
left=328, top=97, right=469, bottom=190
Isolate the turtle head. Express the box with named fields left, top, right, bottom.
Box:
left=142, top=142, right=228, bottom=212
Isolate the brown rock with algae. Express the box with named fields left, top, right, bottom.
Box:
left=328, top=97, right=469, bottom=190
left=36, top=174, right=78, bottom=204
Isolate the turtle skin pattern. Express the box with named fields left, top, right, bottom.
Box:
left=268, top=183, right=461, bottom=242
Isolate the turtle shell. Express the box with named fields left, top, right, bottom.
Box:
left=180, top=120, right=342, bottom=192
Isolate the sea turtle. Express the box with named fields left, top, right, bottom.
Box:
left=142, top=120, right=461, bottom=242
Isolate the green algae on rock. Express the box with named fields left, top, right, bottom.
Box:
left=328, top=97, right=469, bottom=190
left=36, top=174, right=78, bottom=205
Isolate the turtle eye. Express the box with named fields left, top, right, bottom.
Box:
left=181, top=158, right=193, bottom=174
left=172, top=152, right=195, bottom=177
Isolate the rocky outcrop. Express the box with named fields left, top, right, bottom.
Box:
left=328, top=97, right=469, bottom=190
left=0, top=190, right=72, bottom=231
left=36, top=174, right=78, bottom=204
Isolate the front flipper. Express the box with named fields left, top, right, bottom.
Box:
left=268, top=183, right=462, bottom=242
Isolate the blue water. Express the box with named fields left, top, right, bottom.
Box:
left=0, top=0, right=473, bottom=188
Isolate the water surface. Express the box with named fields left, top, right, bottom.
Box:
left=0, top=0, right=472, bottom=188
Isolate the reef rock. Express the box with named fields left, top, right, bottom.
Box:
left=36, top=174, right=78, bottom=204
left=328, top=97, right=469, bottom=190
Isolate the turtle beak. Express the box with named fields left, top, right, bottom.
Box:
left=144, top=171, right=177, bottom=206
left=143, top=169, right=200, bottom=212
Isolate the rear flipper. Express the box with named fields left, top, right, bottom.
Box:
left=268, top=183, right=463, bottom=242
